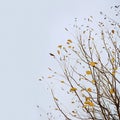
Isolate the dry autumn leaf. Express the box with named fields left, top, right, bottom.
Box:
left=67, top=39, right=72, bottom=43
left=111, top=58, right=115, bottom=63
left=84, top=101, right=94, bottom=107
left=112, top=71, right=116, bottom=76
left=57, top=50, right=60, bottom=55
left=84, top=101, right=90, bottom=105
left=54, top=97, right=58, bottom=101
left=110, top=88, right=115, bottom=94
left=87, top=88, right=92, bottom=92
left=89, top=62, right=97, bottom=67
left=86, top=97, right=91, bottom=101
left=67, top=39, right=72, bottom=44
left=49, top=53, right=55, bottom=57
left=86, top=70, right=92, bottom=75
left=92, top=79, right=95, bottom=84
left=111, top=30, right=115, bottom=34
left=58, top=45, right=62, bottom=49
left=70, top=87, right=77, bottom=92
left=61, top=80, right=64, bottom=83
left=89, top=102, right=94, bottom=107
left=68, top=46, right=72, bottom=48
left=113, top=67, right=117, bottom=70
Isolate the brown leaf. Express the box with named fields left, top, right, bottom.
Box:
left=49, top=53, right=55, bottom=57
left=111, top=30, right=115, bottom=34
left=58, top=45, right=62, bottom=49
left=70, top=87, right=77, bottom=92
left=57, top=50, right=60, bottom=55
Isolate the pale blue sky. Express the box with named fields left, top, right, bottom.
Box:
left=0, top=0, right=119, bottom=120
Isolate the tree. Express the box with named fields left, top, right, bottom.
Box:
left=40, top=5, right=120, bottom=120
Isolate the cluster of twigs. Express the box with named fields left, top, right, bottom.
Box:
left=41, top=6, right=120, bottom=120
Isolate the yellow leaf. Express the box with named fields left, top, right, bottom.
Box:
left=86, top=97, right=91, bottom=101
left=84, top=101, right=90, bottom=104
left=84, top=101, right=94, bottom=106
left=89, top=102, right=94, bottom=107
left=87, top=88, right=92, bottom=92
left=86, top=70, right=92, bottom=75
left=92, top=80, right=95, bottom=84
left=111, top=58, right=115, bottom=63
left=70, top=87, right=77, bottom=92
left=89, top=62, right=97, bottom=67
left=112, top=71, right=116, bottom=76
left=110, top=88, right=115, bottom=94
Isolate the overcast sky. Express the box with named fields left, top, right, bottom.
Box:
left=0, top=0, right=119, bottom=120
